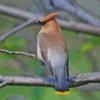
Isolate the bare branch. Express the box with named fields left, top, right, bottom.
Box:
left=0, top=4, right=43, bottom=20
left=0, top=72, right=100, bottom=88
left=0, top=19, right=35, bottom=43
left=74, top=72, right=100, bottom=83
left=0, top=81, right=11, bottom=88
left=58, top=20, right=100, bottom=36
left=0, top=4, right=100, bottom=37
left=0, top=49, right=41, bottom=62
left=50, top=0, right=100, bottom=27
left=0, top=75, right=54, bottom=87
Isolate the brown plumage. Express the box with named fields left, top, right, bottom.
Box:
left=40, top=12, right=59, bottom=22
left=37, top=13, right=67, bottom=63
left=35, top=12, right=69, bottom=95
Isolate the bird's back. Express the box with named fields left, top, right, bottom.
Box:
left=39, top=19, right=67, bottom=52
left=37, top=19, right=68, bottom=76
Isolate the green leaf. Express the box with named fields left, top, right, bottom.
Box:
left=80, top=43, right=93, bottom=53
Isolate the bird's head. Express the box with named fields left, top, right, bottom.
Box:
left=34, top=12, right=59, bottom=27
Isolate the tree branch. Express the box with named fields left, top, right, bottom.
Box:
left=0, top=4, right=100, bottom=39
left=0, top=72, right=100, bottom=88
left=57, top=20, right=100, bottom=36
left=50, top=0, right=100, bottom=27
left=0, top=80, right=11, bottom=88
left=0, top=49, right=41, bottom=62
left=0, top=4, right=43, bottom=20
left=0, top=19, right=35, bottom=43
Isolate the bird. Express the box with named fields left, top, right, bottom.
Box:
left=34, top=12, right=69, bottom=95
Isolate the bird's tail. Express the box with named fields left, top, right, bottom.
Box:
left=55, top=68, right=70, bottom=95
left=55, top=91, right=70, bottom=95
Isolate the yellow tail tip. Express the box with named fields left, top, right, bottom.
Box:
left=55, top=91, right=70, bottom=95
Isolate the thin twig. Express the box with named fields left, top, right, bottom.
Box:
left=0, top=49, right=41, bottom=62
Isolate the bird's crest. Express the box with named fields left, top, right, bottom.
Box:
left=40, top=12, right=59, bottom=22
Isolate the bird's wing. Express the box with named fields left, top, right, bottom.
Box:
left=41, top=50, right=55, bottom=76
left=38, top=33, right=55, bottom=76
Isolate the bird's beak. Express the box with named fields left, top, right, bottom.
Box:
left=34, top=21, right=39, bottom=25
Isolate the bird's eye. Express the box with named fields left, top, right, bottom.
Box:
left=38, top=21, right=47, bottom=26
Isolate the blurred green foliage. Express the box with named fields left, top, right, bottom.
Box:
left=0, top=14, right=100, bottom=100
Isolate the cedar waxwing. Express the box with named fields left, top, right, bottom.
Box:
left=34, top=12, right=69, bottom=95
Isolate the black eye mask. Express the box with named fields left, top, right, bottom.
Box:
left=34, top=20, right=47, bottom=26
left=38, top=21, right=47, bottom=26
